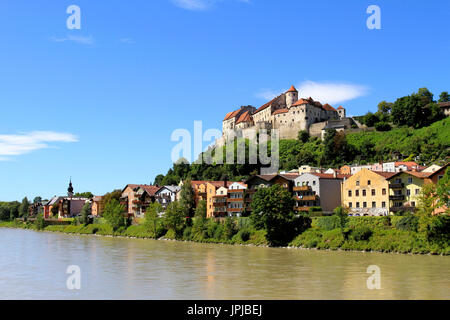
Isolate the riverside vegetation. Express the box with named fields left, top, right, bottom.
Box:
left=1, top=170, right=449, bottom=255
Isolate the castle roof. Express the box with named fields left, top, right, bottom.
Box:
left=287, top=85, right=298, bottom=93
left=254, top=96, right=279, bottom=114
left=292, top=98, right=312, bottom=107
left=235, top=111, right=252, bottom=124
left=273, top=108, right=289, bottom=115
left=337, top=106, right=344, bottom=110
left=322, top=104, right=337, bottom=112
left=223, top=109, right=240, bottom=121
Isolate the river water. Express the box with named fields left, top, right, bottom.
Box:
left=0, top=228, right=448, bottom=300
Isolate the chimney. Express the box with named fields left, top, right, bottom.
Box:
left=224, top=177, right=228, bottom=188
left=333, top=171, right=337, bottom=178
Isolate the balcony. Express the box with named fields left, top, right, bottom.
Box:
left=390, top=195, right=405, bottom=201
left=293, top=186, right=312, bottom=192
left=295, top=195, right=318, bottom=201
left=390, top=183, right=404, bottom=189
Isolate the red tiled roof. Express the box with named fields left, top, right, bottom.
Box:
left=280, top=173, right=300, bottom=180
left=141, top=185, right=161, bottom=196
left=386, top=171, right=433, bottom=180
left=235, top=111, right=252, bottom=124
left=287, top=85, right=298, bottom=93
left=427, top=162, right=449, bottom=178
left=439, top=102, right=450, bottom=107
left=322, top=103, right=337, bottom=112
left=373, top=172, right=397, bottom=179
left=223, top=109, right=240, bottom=121
left=292, top=98, right=312, bottom=107
left=273, top=108, right=289, bottom=115
left=337, top=106, right=344, bottom=110
left=254, top=96, right=278, bottom=114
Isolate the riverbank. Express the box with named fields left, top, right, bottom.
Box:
left=1, top=217, right=449, bottom=255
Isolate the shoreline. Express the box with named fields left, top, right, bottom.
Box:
left=1, top=224, right=448, bottom=257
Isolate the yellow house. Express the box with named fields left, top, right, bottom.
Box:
left=387, top=171, right=432, bottom=214
left=342, top=169, right=394, bottom=216
left=206, top=182, right=228, bottom=218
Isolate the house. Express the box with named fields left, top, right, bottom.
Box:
left=422, top=164, right=442, bottom=173
left=212, top=186, right=228, bottom=218
left=42, top=180, right=88, bottom=218
left=439, top=101, right=450, bottom=116
left=226, top=182, right=247, bottom=217
left=206, top=181, right=229, bottom=218
left=387, top=171, right=432, bottom=214
left=120, top=184, right=160, bottom=218
left=350, top=165, right=372, bottom=175
left=424, top=163, right=449, bottom=215
left=382, top=162, right=396, bottom=173
left=293, top=172, right=350, bottom=214
left=340, top=165, right=351, bottom=175
left=155, top=186, right=181, bottom=209
left=342, top=169, right=395, bottom=216
left=299, top=165, right=322, bottom=174
left=91, top=196, right=104, bottom=217
left=395, top=161, right=425, bottom=172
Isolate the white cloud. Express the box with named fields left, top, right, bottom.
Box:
left=297, top=81, right=369, bottom=105
left=171, top=0, right=250, bottom=11
left=255, top=81, right=369, bottom=105
left=0, top=131, right=78, bottom=161
left=51, top=35, right=94, bottom=45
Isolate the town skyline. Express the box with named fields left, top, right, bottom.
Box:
left=1, top=0, right=450, bottom=201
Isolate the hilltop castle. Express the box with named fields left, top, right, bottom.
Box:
left=219, top=85, right=355, bottom=145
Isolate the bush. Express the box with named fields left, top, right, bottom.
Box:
left=375, top=122, right=392, bottom=131
left=351, top=226, right=373, bottom=241
left=183, top=226, right=192, bottom=240
left=238, top=229, right=251, bottom=242
left=395, top=216, right=419, bottom=232
left=313, top=216, right=340, bottom=231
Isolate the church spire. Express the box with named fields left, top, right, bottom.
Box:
left=68, top=177, right=74, bottom=197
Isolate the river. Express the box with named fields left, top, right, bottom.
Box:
left=0, top=228, right=449, bottom=300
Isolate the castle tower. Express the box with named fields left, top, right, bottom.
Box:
left=337, top=106, right=346, bottom=119
left=286, top=85, right=298, bottom=108
left=67, top=178, right=74, bottom=197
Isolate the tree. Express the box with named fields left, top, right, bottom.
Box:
left=333, top=206, right=349, bottom=233
left=74, top=192, right=94, bottom=199
left=103, top=199, right=126, bottom=231
left=363, top=112, right=379, bottom=127
left=321, top=129, right=354, bottom=166
left=154, top=174, right=165, bottom=186
left=250, top=184, right=310, bottom=246
left=33, top=196, right=42, bottom=204
left=192, top=200, right=208, bottom=240
left=163, top=201, right=186, bottom=239
left=298, top=130, right=310, bottom=143
left=19, top=197, right=30, bottom=218
left=51, top=203, right=60, bottom=217
left=101, top=190, right=122, bottom=207
left=377, top=101, right=393, bottom=115
left=180, top=179, right=196, bottom=217
left=79, top=202, right=92, bottom=225
left=34, top=214, right=46, bottom=230
left=145, top=202, right=163, bottom=238
left=438, top=91, right=449, bottom=103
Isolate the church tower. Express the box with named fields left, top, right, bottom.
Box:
left=67, top=178, right=74, bottom=197
left=286, top=85, right=298, bottom=108
left=337, top=106, right=346, bottom=119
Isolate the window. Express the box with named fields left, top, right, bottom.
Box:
left=363, top=202, right=367, bottom=208
left=408, top=177, right=413, bottom=184
left=415, top=189, right=420, bottom=195
left=355, top=190, right=359, bottom=197
left=368, top=180, right=371, bottom=185
left=372, top=202, right=376, bottom=208
left=382, top=188, right=386, bottom=195
left=371, top=189, right=376, bottom=196
left=348, top=190, right=352, bottom=197
left=362, top=190, right=366, bottom=197
left=382, top=202, right=386, bottom=208
left=356, top=181, right=360, bottom=186
left=349, top=202, right=352, bottom=208
left=356, top=202, right=360, bottom=208
left=407, top=189, right=411, bottom=196
left=412, top=201, right=416, bottom=207
left=313, top=181, right=316, bottom=186
left=395, top=178, right=402, bottom=183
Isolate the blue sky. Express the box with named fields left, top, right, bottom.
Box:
left=0, top=0, right=449, bottom=201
